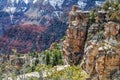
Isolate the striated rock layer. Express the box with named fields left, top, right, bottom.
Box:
left=81, top=41, right=120, bottom=80
left=63, top=6, right=89, bottom=65
left=63, top=4, right=120, bottom=80
left=81, top=22, right=120, bottom=80
left=63, top=27, right=86, bottom=65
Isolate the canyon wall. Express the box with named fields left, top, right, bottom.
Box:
left=63, top=5, right=120, bottom=80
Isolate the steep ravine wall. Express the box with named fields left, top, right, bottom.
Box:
left=63, top=5, right=120, bottom=80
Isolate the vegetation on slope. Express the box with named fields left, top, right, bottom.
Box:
left=102, top=0, right=120, bottom=22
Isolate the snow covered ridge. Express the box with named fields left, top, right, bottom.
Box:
left=0, top=0, right=105, bottom=12
left=0, top=0, right=105, bottom=23
left=0, top=0, right=105, bottom=53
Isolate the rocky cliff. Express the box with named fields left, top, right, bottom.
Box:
left=81, top=41, right=120, bottom=80
left=63, top=5, right=120, bottom=80
left=63, top=6, right=89, bottom=65
left=81, top=21, right=120, bottom=80
left=63, top=27, right=86, bottom=65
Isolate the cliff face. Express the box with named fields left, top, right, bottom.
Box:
left=63, top=27, right=86, bottom=65
left=81, top=41, right=120, bottom=80
left=63, top=6, right=89, bottom=65
left=64, top=5, right=120, bottom=80
left=81, top=22, right=120, bottom=80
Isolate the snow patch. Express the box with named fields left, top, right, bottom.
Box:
left=95, top=1, right=104, bottom=6
left=33, top=0, right=37, bottom=3
left=4, top=7, right=16, bottom=13
left=15, top=0, right=19, bottom=3
left=49, top=0, right=64, bottom=9
left=52, top=11, right=63, bottom=18
left=77, top=0, right=86, bottom=9
left=24, top=0, right=29, bottom=4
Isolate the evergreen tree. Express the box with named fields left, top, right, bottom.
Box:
left=45, top=50, right=51, bottom=65
left=52, top=49, right=59, bottom=66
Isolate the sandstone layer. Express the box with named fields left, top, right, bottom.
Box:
left=81, top=22, right=120, bottom=80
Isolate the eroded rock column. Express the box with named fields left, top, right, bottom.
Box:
left=63, top=5, right=89, bottom=65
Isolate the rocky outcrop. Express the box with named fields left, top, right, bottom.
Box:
left=63, top=6, right=89, bottom=65
left=63, top=27, right=86, bottom=65
left=82, top=41, right=120, bottom=80
left=63, top=4, right=120, bottom=80
left=104, top=21, right=119, bottom=42
left=81, top=22, right=120, bottom=80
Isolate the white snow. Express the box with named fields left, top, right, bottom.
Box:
left=4, top=7, right=16, bottom=23
left=56, top=0, right=64, bottom=9
left=77, top=0, right=86, bottom=9
left=43, top=0, right=49, bottom=5
left=95, top=1, right=104, bottom=6
left=52, top=11, right=63, bottom=18
left=24, top=0, right=29, bottom=4
left=15, top=0, right=19, bottom=3
left=49, top=0, right=64, bottom=9
left=10, top=0, right=15, bottom=3
left=33, top=0, right=37, bottom=3
left=4, top=7, right=16, bottom=13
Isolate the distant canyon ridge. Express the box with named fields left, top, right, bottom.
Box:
left=0, top=0, right=105, bottom=54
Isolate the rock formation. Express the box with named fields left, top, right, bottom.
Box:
left=104, top=21, right=119, bottom=42
left=63, top=6, right=89, bottom=65
left=63, top=5, right=120, bottom=79
left=81, top=22, right=120, bottom=80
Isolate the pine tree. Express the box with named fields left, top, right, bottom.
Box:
left=52, top=49, right=59, bottom=66
left=45, top=50, right=51, bottom=65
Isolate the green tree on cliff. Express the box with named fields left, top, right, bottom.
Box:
left=52, top=50, right=59, bottom=66
left=89, top=10, right=97, bottom=23
left=102, top=0, right=120, bottom=22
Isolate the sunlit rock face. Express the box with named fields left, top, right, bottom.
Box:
left=63, top=6, right=89, bottom=65
left=63, top=27, right=86, bottom=65
left=81, top=22, right=120, bottom=80
left=82, top=41, right=120, bottom=80
left=104, top=21, right=120, bottom=43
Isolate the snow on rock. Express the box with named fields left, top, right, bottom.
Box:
left=77, top=0, right=87, bottom=9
